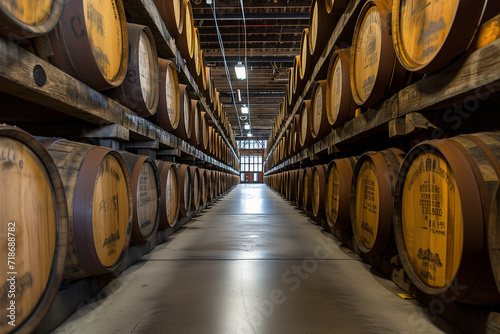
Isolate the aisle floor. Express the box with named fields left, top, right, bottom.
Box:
left=54, top=184, right=458, bottom=334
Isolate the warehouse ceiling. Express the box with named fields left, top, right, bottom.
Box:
left=192, top=0, right=311, bottom=139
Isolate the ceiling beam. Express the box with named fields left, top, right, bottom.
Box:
left=194, top=12, right=310, bottom=20
left=192, top=1, right=312, bottom=9
left=205, top=56, right=295, bottom=63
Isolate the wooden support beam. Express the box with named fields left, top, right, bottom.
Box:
left=125, top=140, right=159, bottom=149
left=388, top=112, right=439, bottom=138
left=156, top=149, right=182, bottom=157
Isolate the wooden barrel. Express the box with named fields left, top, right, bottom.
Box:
left=154, top=0, right=183, bottom=36
left=37, top=0, right=128, bottom=90
left=312, top=164, right=328, bottom=219
left=42, top=139, right=133, bottom=280
left=177, top=164, right=192, bottom=217
left=199, top=169, right=208, bottom=206
left=326, top=0, right=349, bottom=15
left=288, top=170, right=298, bottom=204
left=310, top=80, right=332, bottom=140
left=325, top=157, right=358, bottom=232
left=309, top=0, right=338, bottom=57
left=189, top=99, right=201, bottom=147
left=292, top=114, right=301, bottom=154
left=121, top=152, right=160, bottom=244
left=299, top=28, right=313, bottom=81
left=490, top=183, right=500, bottom=295
left=0, top=126, right=68, bottom=334
left=0, top=0, right=65, bottom=40
left=106, top=24, right=159, bottom=117
left=327, top=48, right=356, bottom=127
left=350, top=148, right=404, bottom=257
left=156, top=161, right=180, bottom=228
left=205, top=66, right=212, bottom=99
left=293, top=55, right=303, bottom=95
left=299, top=100, right=315, bottom=149
left=205, top=168, right=213, bottom=202
left=153, top=58, right=180, bottom=132
left=199, top=111, right=209, bottom=152
left=302, top=167, right=314, bottom=211
left=175, top=0, right=194, bottom=60
left=394, top=132, right=500, bottom=305
left=350, top=0, right=407, bottom=107
left=193, top=28, right=202, bottom=77
left=171, top=84, right=192, bottom=141
left=392, top=0, right=493, bottom=73
left=190, top=166, right=201, bottom=210
left=208, top=126, right=215, bottom=156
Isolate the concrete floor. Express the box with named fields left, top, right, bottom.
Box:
left=54, top=184, right=459, bottom=334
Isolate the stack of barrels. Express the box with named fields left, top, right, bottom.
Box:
left=19, top=0, right=238, bottom=169
left=265, top=0, right=500, bottom=308
left=265, top=131, right=500, bottom=305
left=265, top=0, right=500, bottom=170
left=0, top=125, right=240, bottom=333
left=0, top=0, right=242, bottom=332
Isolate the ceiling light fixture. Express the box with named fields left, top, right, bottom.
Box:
left=237, top=89, right=242, bottom=101
left=241, top=105, right=249, bottom=114
left=235, top=61, right=247, bottom=80
left=247, top=133, right=253, bottom=137
left=244, top=123, right=250, bottom=130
